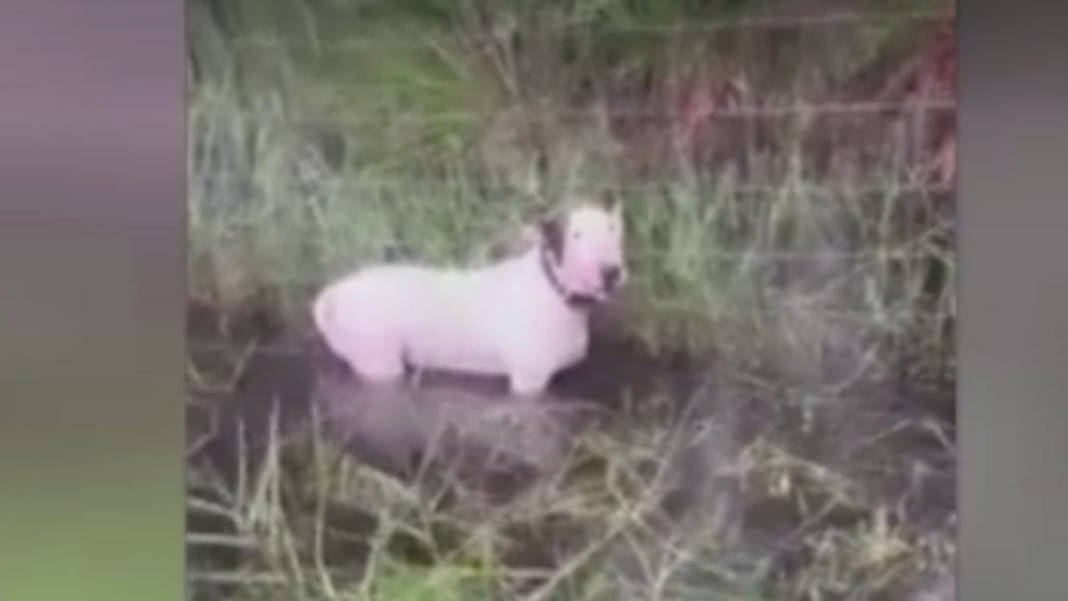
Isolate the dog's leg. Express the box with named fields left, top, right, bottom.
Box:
left=508, top=368, right=552, bottom=399
left=352, top=355, right=406, bottom=384
left=331, top=333, right=407, bottom=387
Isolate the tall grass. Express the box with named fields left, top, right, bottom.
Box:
left=188, top=100, right=953, bottom=378
left=188, top=383, right=955, bottom=600
left=188, top=0, right=954, bottom=368
left=187, top=0, right=956, bottom=599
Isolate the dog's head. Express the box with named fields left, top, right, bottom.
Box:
left=538, top=192, right=628, bottom=304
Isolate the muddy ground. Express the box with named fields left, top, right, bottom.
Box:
left=185, top=300, right=956, bottom=600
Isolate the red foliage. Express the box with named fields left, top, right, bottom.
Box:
left=599, top=13, right=957, bottom=187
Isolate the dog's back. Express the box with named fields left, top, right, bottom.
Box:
left=313, top=261, right=513, bottom=377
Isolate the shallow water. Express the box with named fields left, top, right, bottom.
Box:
left=185, top=301, right=956, bottom=599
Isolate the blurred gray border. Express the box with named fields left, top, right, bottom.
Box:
left=0, top=1, right=185, bottom=600
left=1, top=0, right=1067, bottom=599
left=958, top=1, right=1068, bottom=599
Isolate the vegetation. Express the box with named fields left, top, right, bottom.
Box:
left=187, top=0, right=956, bottom=599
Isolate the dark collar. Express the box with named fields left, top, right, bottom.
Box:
left=539, top=247, right=599, bottom=310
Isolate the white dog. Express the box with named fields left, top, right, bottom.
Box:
left=312, top=194, right=627, bottom=396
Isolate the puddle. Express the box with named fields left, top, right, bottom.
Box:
left=186, top=300, right=956, bottom=599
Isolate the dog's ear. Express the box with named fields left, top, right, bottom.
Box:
left=598, top=191, right=621, bottom=218
left=538, top=211, right=566, bottom=260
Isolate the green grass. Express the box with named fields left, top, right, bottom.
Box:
left=187, top=1, right=956, bottom=599
left=187, top=1, right=955, bottom=361
left=186, top=384, right=955, bottom=600
left=188, top=92, right=954, bottom=369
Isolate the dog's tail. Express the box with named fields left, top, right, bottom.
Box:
left=311, top=286, right=335, bottom=338
left=310, top=286, right=356, bottom=376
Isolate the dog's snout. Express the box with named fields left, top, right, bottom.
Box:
left=602, top=265, right=622, bottom=289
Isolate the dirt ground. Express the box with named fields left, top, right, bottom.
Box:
left=186, top=299, right=956, bottom=600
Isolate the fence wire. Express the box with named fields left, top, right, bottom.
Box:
left=186, top=304, right=935, bottom=358
left=193, top=173, right=956, bottom=195
left=191, top=101, right=957, bottom=126
left=226, top=8, right=954, bottom=50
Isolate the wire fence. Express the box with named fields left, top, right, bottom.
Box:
left=193, top=173, right=957, bottom=195
left=192, top=4, right=957, bottom=195
left=226, top=8, right=955, bottom=50
left=191, top=101, right=957, bottom=126
left=186, top=302, right=940, bottom=358
left=189, top=213, right=954, bottom=277
left=249, top=241, right=950, bottom=271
